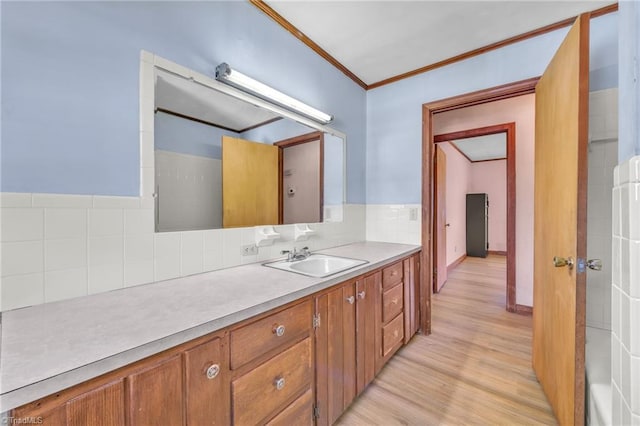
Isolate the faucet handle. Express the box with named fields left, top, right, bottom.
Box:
left=281, top=250, right=290, bottom=255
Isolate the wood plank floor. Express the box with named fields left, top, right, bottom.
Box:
left=336, top=255, right=557, bottom=425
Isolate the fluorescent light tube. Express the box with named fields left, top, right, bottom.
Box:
left=215, top=63, right=333, bottom=124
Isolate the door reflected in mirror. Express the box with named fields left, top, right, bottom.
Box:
left=153, top=67, right=345, bottom=232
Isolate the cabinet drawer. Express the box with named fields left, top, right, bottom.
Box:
left=232, top=337, right=312, bottom=425
left=382, top=262, right=403, bottom=290
left=266, top=388, right=313, bottom=426
left=382, top=314, right=404, bottom=357
left=230, top=300, right=312, bottom=369
left=382, top=282, right=403, bottom=324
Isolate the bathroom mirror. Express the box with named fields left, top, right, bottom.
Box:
left=153, top=67, right=345, bottom=232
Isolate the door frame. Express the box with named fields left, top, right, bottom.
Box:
left=432, top=123, right=517, bottom=311
left=420, top=77, right=539, bottom=333
left=274, top=131, right=325, bottom=224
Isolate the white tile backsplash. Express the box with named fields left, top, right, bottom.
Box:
left=124, top=234, right=154, bottom=263
left=89, top=209, right=124, bottom=237
left=0, top=198, right=365, bottom=310
left=1, top=192, right=32, bottom=208
left=45, top=209, right=87, bottom=239
left=1, top=208, right=44, bottom=242
left=124, top=209, right=154, bottom=235
left=89, top=263, right=124, bottom=294
left=89, top=236, right=124, bottom=266
left=1, top=273, right=44, bottom=310
left=2, top=241, right=44, bottom=276
left=32, top=194, right=92, bottom=208
left=44, top=268, right=87, bottom=303
left=366, top=204, right=421, bottom=245
left=45, top=238, right=87, bottom=272
left=124, top=261, right=154, bottom=288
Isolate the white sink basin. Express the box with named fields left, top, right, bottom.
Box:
left=264, top=254, right=368, bottom=278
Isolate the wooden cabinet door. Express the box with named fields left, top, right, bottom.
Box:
left=315, top=281, right=356, bottom=426
left=67, top=380, right=125, bottom=426
left=403, top=254, right=421, bottom=343
left=184, top=337, right=229, bottom=426
left=356, top=272, right=381, bottom=394
left=127, top=355, right=184, bottom=426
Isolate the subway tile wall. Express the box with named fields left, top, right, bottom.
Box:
left=365, top=204, right=421, bottom=245
left=0, top=195, right=365, bottom=311
left=611, top=156, right=640, bottom=424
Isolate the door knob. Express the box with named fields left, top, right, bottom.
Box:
left=586, top=259, right=602, bottom=271
left=553, top=256, right=574, bottom=268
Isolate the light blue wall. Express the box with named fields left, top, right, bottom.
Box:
left=366, top=13, right=619, bottom=204
left=1, top=1, right=366, bottom=203
left=154, top=111, right=238, bottom=160
left=618, top=1, right=640, bottom=162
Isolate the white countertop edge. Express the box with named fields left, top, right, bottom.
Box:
left=1, top=244, right=420, bottom=412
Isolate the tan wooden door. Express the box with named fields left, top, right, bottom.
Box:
left=222, top=136, right=279, bottom=228
left=533, top=14, right=589, bottom=426
left=434, top=145, right=447, bottom=292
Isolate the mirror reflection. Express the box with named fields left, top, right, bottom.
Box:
left=153, top=68, right=344, bottom=232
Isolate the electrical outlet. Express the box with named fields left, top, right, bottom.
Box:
left=454, top=246, right=457, bottom=253
left=241, top=244, right=258, bottom=256
left=409, top=208, right=418, bottom=221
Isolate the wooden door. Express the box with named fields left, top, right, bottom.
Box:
left=127, top=355, right=184, bottom=425
left=533, top=15, right=589, bottom=426
left=222, top=136, right=279, bottom=228
left=434, top=145, right=447, bottom=292
left=315, top=282, right=356, bottom=426
left=184, top=337, right=229, bottom=425
left=356, top=273, right=381, bottom=394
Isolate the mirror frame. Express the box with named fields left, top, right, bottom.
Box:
left=141, top=51, right=347, bottom=233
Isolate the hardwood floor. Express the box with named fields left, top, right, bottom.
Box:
left=336, top=255, right=557, bottom=425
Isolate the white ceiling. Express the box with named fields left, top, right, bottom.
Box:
left=155, top=69, right=281, bottom=132
left=265, top=1, right=614, bottom=86
left=449, top=133, right=506, bottom=162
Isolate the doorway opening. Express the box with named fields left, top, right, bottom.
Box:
left=274, top=131, right=324, bottom=224
left=420, top=77, right=539, bottom=333
left=431, top=123, right=516, bottom=311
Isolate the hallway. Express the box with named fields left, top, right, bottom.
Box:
left=336, top=255, right=557, bottom=425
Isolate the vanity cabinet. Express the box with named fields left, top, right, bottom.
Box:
left=12, top=334, right=227, bottom=426
left=314, top=271, right=383, bottom=426
left=184, top=337, right=229, bottom=425
left=229, top=300, right=314, bottom=425
left=11, top=251, right=420, bottom=426
left=356, top=272, right=382, bottom=389
left=404, top=254, right=421, bottom=343
left=314, top=279, right=357, bottom=425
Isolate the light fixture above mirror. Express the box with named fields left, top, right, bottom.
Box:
left=215, top=62, right=333, bottom=124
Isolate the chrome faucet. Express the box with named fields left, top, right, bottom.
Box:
left=281, top=247, right=311, bottom=262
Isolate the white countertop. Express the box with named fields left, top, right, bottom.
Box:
left=0, top=241, right=420, bottom=412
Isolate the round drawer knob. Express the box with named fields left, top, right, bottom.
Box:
left=346, top=296, right=355, bottom=305
left=274, top=325, right=286, bottom=337
left=274, top=377, right=286, bottom=391
left=392, top=298, right=399, bottom=305
left=206, top=364, right=220, bottom=380
left=357, top=291, right=366, bottom=299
